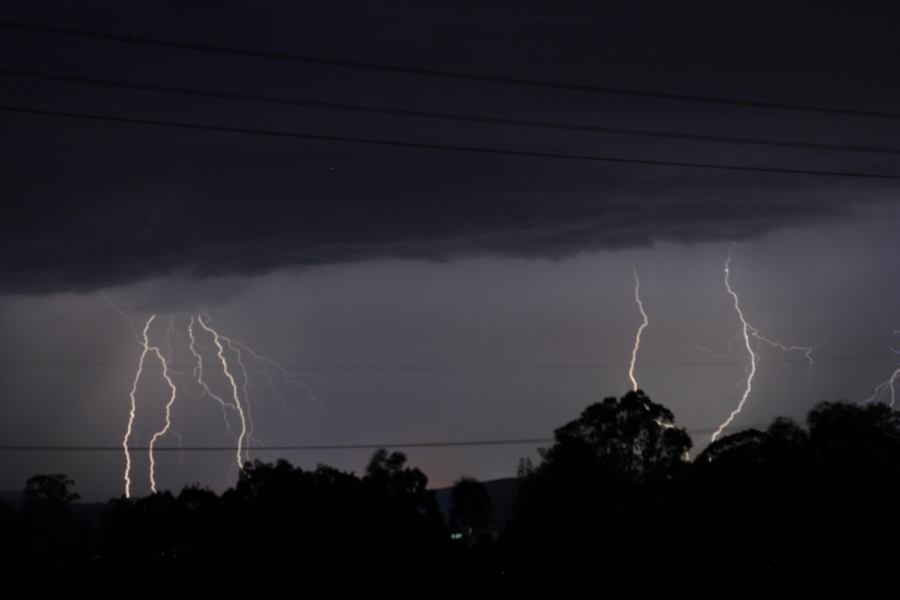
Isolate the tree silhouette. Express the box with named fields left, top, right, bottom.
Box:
left=503, top=390, right=692, bottom=595
left=687, top=401, right=900, bottom=597
left=516, top=457, right=534, bottom=478
left=15, top=474, right=90, bottom=597
left=8, top=396, right=900, bottom=598
left=365, top=448, right=431, bottom=502
left=543, top=389, right=692, bottom=482
left=24, top=473, right=79, bottom=507
left=449, top=477, right=493, bottom=544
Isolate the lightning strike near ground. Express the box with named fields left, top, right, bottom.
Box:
left=112, top=304, right=321, bottom=495
left=710, top=250, right=817, bottom=442
left=862, top=331, right=900, bottom=407
left=197, top=314, right=249, bottom=471
left=222, top=335, right=262, bottom=459
left=196, top=311, right=263, bottom=458
left=628, top=267, right=649, bottom=392
left=863, top=369, right=900, bottom=408
left=147, top=339, right=178, bottom=494
left=188, top=315, right=237, bottom=436
left=710, top=254, right=756, bottom=443
left=122, top=314, right=156, bottom=499
left=216, top=322, right=320, bottom=456
left=620, top=269, right=674, bottom=432
left=121, top=313, right=181, bottom=496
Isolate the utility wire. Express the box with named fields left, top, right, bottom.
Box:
left=2, top=20, right=900, bottom=120
left=3, top=105, right=900, bottom=180
left=0, top=427, right=764, bottom=452
left=3, top=68, right=900, bottom=155
left=0, top=440, right=554, bottom=452
left=0, top=353, right=892, bottom=371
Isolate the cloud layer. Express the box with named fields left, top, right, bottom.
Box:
left=2, top=0, right=898, bottom=292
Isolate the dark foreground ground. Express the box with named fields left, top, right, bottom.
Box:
left=4, top=392, right=900, bottom=598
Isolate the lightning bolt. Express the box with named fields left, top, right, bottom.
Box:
left=710, top=253, right=756, bottom=442
left=710, top=249, right=818, bottom=442
left=196, top=314, right=248, bottom=471
left=619, top=269, right=676, bottom=434
left=115, top=304, right=318, bottom=491
left=862, top=331, right=900, bottom=407
left=749, top=333, right=819, bottom=395
left=692, top=335, right=741, bottom=360
left=864, top=369, right=900, bottom=407
left=218, top=325, right=322, bottom=462
left=195, top=311, right=264, bottom=460
left=164, top=316, right=177, bottom=363
left=628, top=267, right=649, bottom=392
left=147, top=340, right=178, bottom=494
left=222, top=336, right=259, bottom=462
left=102, top=292, right=142, bottom=345
left=116, top=305, right=314, bottom=493
left=225, top=338, right=320, bottom=406
left=121, top=313, right=180, bottom=496
left=188, top=315, right=237, bottom=436
left=123, top=315, right=156, bottom=499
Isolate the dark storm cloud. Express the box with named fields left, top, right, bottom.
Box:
left=2, top=0, right=898, bottom=292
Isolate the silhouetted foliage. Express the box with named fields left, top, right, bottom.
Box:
left=503, top=390, right=693, bottom=595
left=449, top=476, right=493, bottom=544
left=12, top=474, right=91, bottom=597
left=686, top=402, right=900, bottom=597
left=516, top=456, right=533, bottom=478
left=544, top=390, right=692, bottom=482
left=9, top=395, right=900, bottom=598
left=24, top=473, right=80, bottom=507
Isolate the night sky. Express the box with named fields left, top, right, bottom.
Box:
left=1, top=0, right=899, bottom=500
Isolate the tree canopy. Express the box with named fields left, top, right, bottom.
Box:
left=5, top=395, right=900, bottom=598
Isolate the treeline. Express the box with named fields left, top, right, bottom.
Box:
left=3, top=391, right=900, bottom=598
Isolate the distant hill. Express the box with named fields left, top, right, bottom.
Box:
left=433, top=477, right=520, bottom=531
left=0, top=491, right=106, bottom=525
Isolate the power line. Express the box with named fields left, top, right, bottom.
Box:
left=3, top=19, right=900, bottom=121
left=0, top=427, right=765, bottom=452
left=4, top=68, right=900, bottom=155
left=0, top=353, right=893, bottom=372
left=0, top=439, right=553, bottom=452
left=4, top=105, right=900, bottom=180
